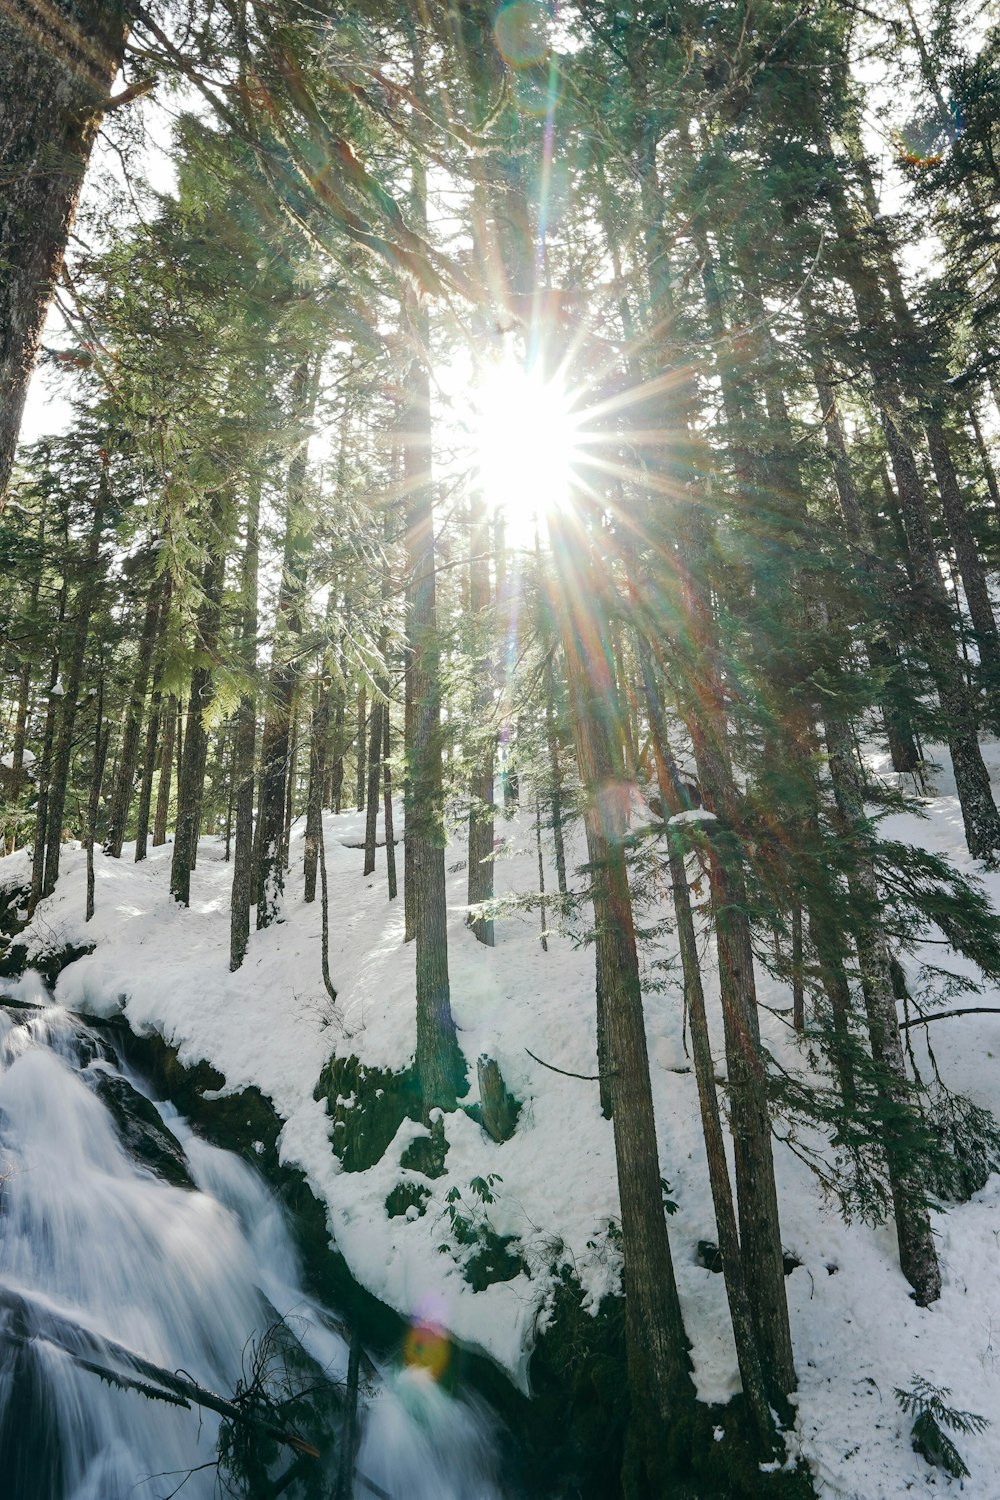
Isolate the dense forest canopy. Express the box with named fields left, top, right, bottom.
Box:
left=5, top=0, right=1000, bottom=1495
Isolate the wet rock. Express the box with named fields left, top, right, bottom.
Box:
left=400, top=1114, right=449, bottom=1179
left=0, top=939, right=95, bottom=985
left=696, top=1240, right=724, bottom=1273
left=0, top=881, right=30, bottom=938
left=86, top=1069, right=196, bottom=1190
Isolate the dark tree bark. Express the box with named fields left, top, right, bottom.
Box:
left=170, top=493, right=228, bottom=906
left=824, top=714, right=942, bottom=1304
left=401, top=314, right=465, bottom=1107
left=355, top=682, right=367, bottom=814
left=802, top=325, right=921, bottom=772
left=281, top=704, right=298, bottom=869
left=383, top=702, right=397, bottom=901
left=399, top=131, right=464, bottom=1111
left=639, top=639, right=777, bottom=1450
left=105, top=563, right=164, bottom=857
left=41, top=473, right=108, bottom=897
left=534, top=793, right=548, bottom=954
left=303, top=674, right=329, bottom=904
left=85, top=673, right=110, bottom=923
left=9, top=515, right=44, bottom=792
left=0, top=0, right=134, bottom=498
left=230, top=478, right=261, bottom=966
left=819, top=155, right=1000, bottom=857
left=152, top=695, right=177, bottom=848
left=547, top=506, right=695, bottom=1489
left=133, top=689, right=161, bottom=863
left=256, top=361, right=313, bottom=925
left=966, top=398, right=1000, bottom=513
left=28, top=645, right=63, bottom=918
left=362, top=696, right=383, bottom=877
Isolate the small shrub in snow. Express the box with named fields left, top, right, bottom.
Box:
left=894, top=1375, right=990, bottom=1480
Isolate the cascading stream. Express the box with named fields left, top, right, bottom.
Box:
left=0, top=976, right=505, bottom=1500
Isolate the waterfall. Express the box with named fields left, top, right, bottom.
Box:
left=0, top=979, right=506, bottom=1499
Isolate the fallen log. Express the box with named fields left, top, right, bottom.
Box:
left=0, top=1282, right=320, bottom=1458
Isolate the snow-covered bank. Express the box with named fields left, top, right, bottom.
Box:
left=5, top=767, right=1000, bottom=1497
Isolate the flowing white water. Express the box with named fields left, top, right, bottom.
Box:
left=0, top=982, right=506, bottom=1499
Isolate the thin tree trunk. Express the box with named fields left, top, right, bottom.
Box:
left=152, top=695, right=177, bottom=849
left=43, top=473, right=108, bottom=897
left=639, top=640, right=776, bottom=1449
left=547, top=507, right=694, bottom=1489
left=170, top=492, right=228, bottom=907
left=821, top=153, right=1000, bottom=857
left=10, top=515, right=44, bottom=790
left=133, top=690, right=161, bottom=863
left=534, top=793, right=548, bottom=953
left=803, top=327, right=920, bottom=771
left=282, top=705, right=297, bottom=870
left=256, top=361, right=313, bottom=925
left=85, top=676, right=110, bottom=923
left=467, top=492, right=495, bottom=945
left=304, top=675, right=329, bottom=904
left=825, top=714, right=942, bottom=1304
left=383, top=704, right=397, bottom=901
left=400, top=86, right=464, bottom=1108
left=29, top=649, right=63, bottom=917
left=355, top=683, right=367, bottom=814
left=105, top=565, right=164, bottom=857
left=544, top=650, right=568, bottom=897
left=363, top=697, right=383, bottom=877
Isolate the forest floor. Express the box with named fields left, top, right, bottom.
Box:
left=5, top=744, right=1000, bottom=1498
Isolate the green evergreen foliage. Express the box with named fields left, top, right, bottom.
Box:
left=895, top=1375, right=990, bottom=1480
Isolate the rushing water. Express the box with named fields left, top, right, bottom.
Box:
left=0, top=977, right=505, bottom=1499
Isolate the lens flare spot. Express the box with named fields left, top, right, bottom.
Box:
left=494, top=1, right=550, bottom=67
left=403, top=1319, right=451, bottom=1381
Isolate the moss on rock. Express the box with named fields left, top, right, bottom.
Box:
left=314, top=1053, right=419, bottom=1172
left=385, top=1181, right=430, bottom=1218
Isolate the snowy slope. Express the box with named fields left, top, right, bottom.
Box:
left=4, top=757, right=1000, bottom=1499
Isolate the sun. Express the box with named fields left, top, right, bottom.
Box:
left=473, top=353, right=580, bottom=529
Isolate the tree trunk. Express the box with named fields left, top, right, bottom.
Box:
left=28, top=649, right=63, bottom=917
left=825, top=714, right=942, bottom=1304
left=802, top=326, right=920, bottom=772
left=42, top=473, right=108, bottom=897
left=170, top=492, right=228, bottom=907
left=303, top=676, right=328, bottom=904
left=0, top=1, right=134, bottom=498
left=133, top=689, right=161, bottom=863
left=105, top=564, right=164, bottom=857
left=639, top=639, right=777, bottom=1449
left=467, top=492, right=495, bottom=945
left=85, top=675, right=110, bottom=922
left=152, top=696, right=177, bottom=848
left=402, top=321, right=465, bottom=1106
left=544, top=649, right=568, bottom=897
left=383, top=704, right=397, bottom=901
left=256, top=361, right=313, bottom=925
left=355, top=682, right=367, bottom=814
left=548, top=507, right=694, bottom=1489
left=363, top=698, right=383, bottom=877
left=820, top=154, right=1000, bottom=857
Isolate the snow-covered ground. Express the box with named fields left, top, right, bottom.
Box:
left=4, top=751, right=1000, bottom=1498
